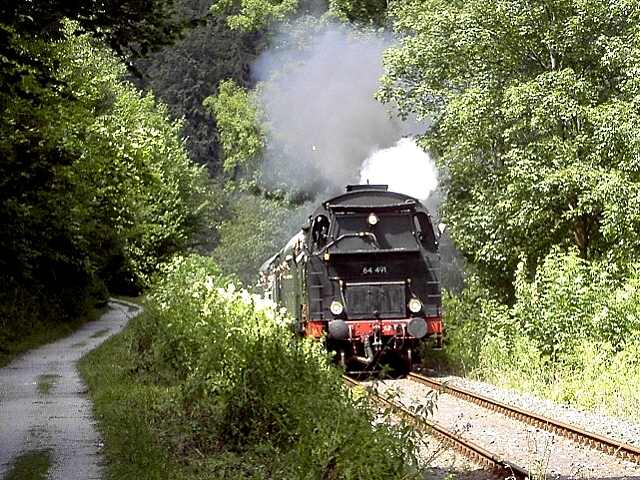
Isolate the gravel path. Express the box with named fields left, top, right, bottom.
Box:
left=374, top=378, right=640, bottom=479
left=0, top=300, right=139, bottom=479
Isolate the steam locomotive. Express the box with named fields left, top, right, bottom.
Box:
left=259, top=185, right=443, bottom=373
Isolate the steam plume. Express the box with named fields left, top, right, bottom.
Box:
left=359, top=138, right=438, bottom=200
left=253, top=21, right=418, bottom=196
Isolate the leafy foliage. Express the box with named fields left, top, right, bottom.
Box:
left=0, top=0, right=185, bottom=57
left=211, top=0, right=299, bottom=30
left=133, top=0, right=264, bottom=173
left=328, top=0, right=389, bottom=24
left=442, top=250, right=640, bottom=420
left=378, top=0, right=640, bottom=424
left=0, top=24, right=210, bottom=352
left=0, top=0, right=192, bottom=115
left=380, top=0, right=640, bottom=293
left=204, top=80, right=265, bottom=176
left=212, top=195, right=307, bottom=284
left=131, top=255, right=421, bottom=478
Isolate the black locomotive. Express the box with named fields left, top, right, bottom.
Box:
left=259, top=185, right=443, bottom=373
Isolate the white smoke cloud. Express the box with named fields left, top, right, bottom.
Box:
left=359, top=138, right=438, bottom=201
left=252, top=20, right=420, bottom=195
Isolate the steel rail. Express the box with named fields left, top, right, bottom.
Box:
left=342, top=375, right=530, bottom=480
left=408, top=372, right=640, bottom=465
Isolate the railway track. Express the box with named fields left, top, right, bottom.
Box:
left=407, top=372, right=640, bottom=465
left=342, top=375, right=530, bottom=480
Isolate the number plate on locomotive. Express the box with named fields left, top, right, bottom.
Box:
left=362, top=266, right=388, bottom=275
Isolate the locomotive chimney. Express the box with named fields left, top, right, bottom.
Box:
left=345, top=184, right=388, bottom=192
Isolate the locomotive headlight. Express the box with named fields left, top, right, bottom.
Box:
left=330, top=300, right=344, bottom=316
left=367, top=213, right=379, bottom=226
left=408, top=298, right=422, bottom=313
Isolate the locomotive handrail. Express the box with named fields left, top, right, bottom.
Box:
left=322, top=247, right=420, bottom=255
left=343, top=280, right=406, bottom=286
left=318, top=232, right=380, bottom=254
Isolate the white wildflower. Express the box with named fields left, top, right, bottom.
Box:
left=240, top=289, right=252, bottom=305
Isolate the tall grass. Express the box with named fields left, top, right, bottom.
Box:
left=440, top=250, right=640, bottom=422
left=123, top=254, right=421, bottom=479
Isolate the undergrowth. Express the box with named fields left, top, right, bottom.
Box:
left=4, top=450, right=52, bottom=480
left=79, top=327, right=186, bottom=480
left=82, top=254, right=422, bottom=479
left=440, top=249, right=640, bottom=422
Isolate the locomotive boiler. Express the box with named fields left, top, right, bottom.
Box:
left=259, top=184, right=443, bottom=373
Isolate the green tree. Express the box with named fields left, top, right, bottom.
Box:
left=204, top=79, right=266, bottom=177
left=212, top=195, right=306, bottom=284
left=328, top=0, right=389, bottom=24
left=379, top=0, right=640, bottom=292
left=0, top=23, right=210, bottom=349
left=133, top=0, right=265, bottom=173
left=0, top=0, right=187, bottom=64
left=47, top=24, right=212, bottom=287
left=211, top=0, right=299, bottom=30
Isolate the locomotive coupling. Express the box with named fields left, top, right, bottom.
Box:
left=352, top=336, right=375, bottom=365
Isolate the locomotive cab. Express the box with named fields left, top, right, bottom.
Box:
left=261, top=184, right=443, bottom=374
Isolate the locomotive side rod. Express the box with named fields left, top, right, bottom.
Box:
left=342, top=375, right=530, bottom=480
left=408, top=372, right=640, bottom=465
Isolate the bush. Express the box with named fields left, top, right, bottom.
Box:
left=131, top=254, right=421, bottom=479
left=438, top=278, right=511, bottom=374
left=442, top=250, right=640, bottom=420
left=0, top=22, right=212, bottom=352
left=512, top=250, right=614, bottom=360
left=553, top=337, right=640, bottom=417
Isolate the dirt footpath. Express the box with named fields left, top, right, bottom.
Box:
left=0, top=300, right=139, bottom=479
